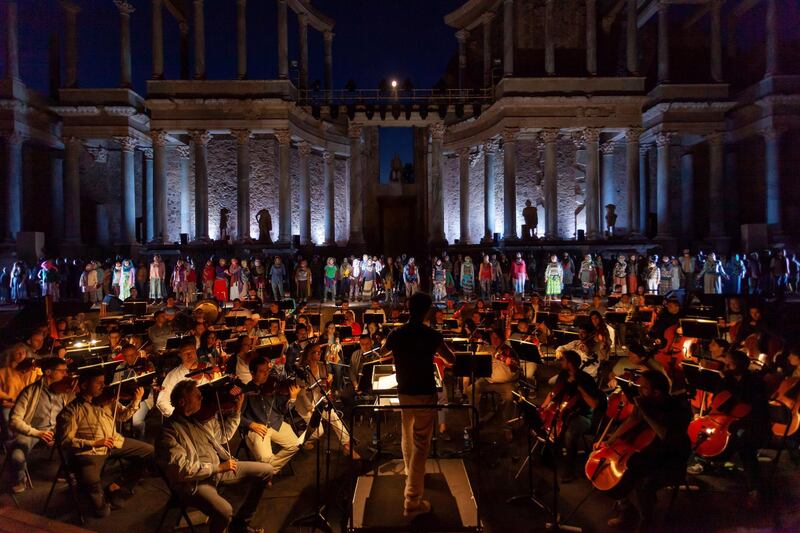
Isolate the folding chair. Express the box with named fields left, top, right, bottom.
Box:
left=155, top=464, right=197, bottom=533
left=42, top=443, right=86, bottom=525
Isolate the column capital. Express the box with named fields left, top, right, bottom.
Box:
left=639, top=143, right=652, bottom=156
left=153, top=130, right=169, bottom=146
left=234, top=129, right=252, bottom=145
left=141, top=147, right=154, bottom=160
left=501, top=127, right=518, bottom=143
left=298, top=141, right=312, bottom=156
left=430, top=123, right=446, bottom=140
left=483, top=138, right=501, bottom=153
left=581, top=128, right=601, bottom=144
left=481, top=12, right=495, bottom=25
left=176, top=145, right=191, bottom=159
left=624, top=127, right=643, bottom=142
left=324, top=30, right=334, bottom=43
left=85, top=145, right=108, bottom=163
left=4, top=131, right=26, bottom=146
left=59, top=0, right=80, bottom=14
left=63, top=135, right=82, bottom=147
left=655, top=132, right=674, bottom=147
left=348, top=123, right=364, bottom=140
left=600, top=141, right=616, bottom=155
left=541, top=128, right=560, bottom=144
left=456, top=29, right=469, bottom=43
left=274, top=129, right=292, bottom=146
left=761, top=126, right=787, bottom=141
left=706, top=131, right=725, bottom=146
left=113, top=0, right=135, bottom=15
left=191, top=130, right=212, bottom=146
left=457, top=147, right=471, bottom=158
left=115, top=136, right=137, bottom=153
left=322, top=150, right=334, bottom=162
left=298, top=11, right=308, bottom=25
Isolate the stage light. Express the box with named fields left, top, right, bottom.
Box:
left=391, top=80, right=398, bottom=89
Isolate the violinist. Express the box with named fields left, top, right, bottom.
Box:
left=241, top=356, right=300, bottom=474
left=705, top=338, right=730, bottom=367
left=227, top=336, right=257, bottom=385
left=240, top=313, right=267, bottom=339
left=155, top=379, right=270, bottom=533
left=113, top=343, right=153, bottom=439
left=56, top=369, right=152, bottom=517
left=106, top=330, right=124, bottom=360
left=157, top=339, right=215, bottom=417
left=198, top=330, right=227, bottom=366
left=733, top=303, right=770, bottom=354
left=23, top=330, right=47, bottom=359
left=0, top=343, right=42, bottom=415
left=348, top=334, right=377, bottom=396
left=603, top=371, right=691, bottom=530
left=8, top=357, right=72, bottom=494
left=286, top=323, right=311, bottom=371
left=147, top=310, right=173, bottom=352
left=554, top=324, right=604, bottom=379
left=648, top=297, right=682, bottom=349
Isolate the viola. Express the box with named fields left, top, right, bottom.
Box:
left=687, top=390, right=751, bottom=458
left=585, top=420, right=656, bottom=491
left=769, top=376, right=800, bottom=438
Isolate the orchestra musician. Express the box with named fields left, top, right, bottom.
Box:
left=240, top=314, right=267, bottom=339
left=0, top=343, right=42, bottom=417
left=198, top=330, right=228, bottom=366
left=464, top=328, right=520, bottom=425
left=226, top=298, right=251, bottom=318
left=602, top=370, right=692, bottom=530
left=56, top=369, right=153, bottom=517
left=553, top=324, right=607, bottom=380
left=608, top=342, right=668, bottom=390
left=106, top=330, right=124, bottom=360
left=348, top=334, right=377, bottom=396
left=155, top=379, right=271, bottom=533
left=112, top=343, right=153, bottom=439
left=157, top=339, right=216, bottom=417
left=147, top=310, right=173, bottom=352
left=241, top=356, right=300, bottom=475
left=286, top=323, right=311, bottom=371
left=227, top=336, right=257, bottom=385
left=648, top=298, right=682, bottom=349
left=7, top=357, right=72, bottom=494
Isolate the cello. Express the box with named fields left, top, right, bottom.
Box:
left=584, top=416, right=656, bottom=491
left=769, top=376, right=800, bottom=438
left=687, top=390, right=751, bottom=458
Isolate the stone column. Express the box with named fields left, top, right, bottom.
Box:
left=639, top=144, right=649, bottom=233
left=151, top=0, right=163, bottom=79
left=710, top=0, right=722, bottom=82
left=586, top=0, right=597, bottom=75
left=114, top=1, right=134, bottom=88
left=192, top=130, right=210, bottom=240
left=235, top=130, right=251, bottom=241
left=277, top=0, right=288, bottom=79
left=457, top=148, right=471, bottom=243
left=51, top=152, right=64, bottom=239
left=657, top=1, right=669, bottom=83
left=193, top=0, right=205, bottom=79
left=152, top=132, right=168, bottom=243
left=429, top=123, right=446, bottom=245
left=542, top=129, right=559, bottom=239
left=457, top=30, right=469, bottom=90
left=583, top=129, right=601, bottom=240
left=298, top=12, right=309, bottom=90
left=236, top=0, right=247, bottom=80
left=348, top=124, right=366, bottom=244
left=274, top=130, right=292, bottom=243
left=765, top=0, right=778, bottom=77
left=680, top=147, right=693, bottom=239
left=482, top=139, right=499, bottom=242
left=323, top=150, right=336, bottom=245
left=626, top=0, right=638, bottom=75
left=179, top=21, right=190, bottom=80
left=502, top=128, right=518, bottom=240
left=116, top=136, right=137, bottom=244
left=655, top=132, right=674, bottom=239
left=503, top=0, right=514, bottom=77
left=176, top=145, right=191, bottom=238
left=545, top=0, right=555, bottom=75
left=707, top=132, right=725, bottom=238
left=62, top=1, right=80, bottom=88
left=625, top=128, right=641, bottom=236
left=324, top=31, right=334, bottom=92
left=4, top=1, right=19, bottom=80
left=482, top=13, right=494, bottom=87
left=763, top=126, right=784, bottom=233
left=3, top=133, right=23, bottom=241
left=297, top=142, right=311, bottom=245
left=142, top=148, right=154, bottom=242
left=600, top=140, right=615, bottom=218
left=63, top=136, right=82, bottom=244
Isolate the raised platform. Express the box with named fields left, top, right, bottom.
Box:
left=0, top=504, right=92, bottom=533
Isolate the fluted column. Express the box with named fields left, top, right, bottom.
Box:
left=625, top=128, right=641, bottom=236
left=274, top=130, right=292, bottom=243
left=3, top=133, right=23, bottom=241
left=657, top=1, right=669, bottom=83
left=297, top=141, right=311, bottom=245
left=192, top=130, right=210, bottom=240
left=765, top=0, right=778, bottom=77
left=680, top=148, right=693, bottom=239
left=542, top=129, right=559, bottom=239
left=62, top=1, right=79, bottom=88
left=179, top=21, right=190, bottom=79
left=545, top=0, right=555, bottom=75
left=586, top=0, right=597, bottom=75
left=236, top=130, right=251, bottom=241
left=322, top=150, right=336, bottom=245
left=655, top=132, right=674, bottom=239
left=710, top=0, right=722, bottom=82
left=626, top=0, right=638, bottom=75
left=457, top=30, right=469, bottom=90
left=482, top=139, right=499, bottom=242
left=142, top=148, right=154, bottom=242
left=298, top=12, right=309, bottom=90
left=639, top=144, right=649, bottom=233
left=116, top=136, right=137, bottom=244
left=600, top=141, right=615, bottom=218
left=763, top=126, right=784, bottom=234
left=583, top=129, right=601, bottom=240
left=324, top=31, right=334, bottom=92
left=193, top=0, right=205, bottom=79
left=236, top=0, right=247, bottom=80
left=502, top=128, right=518, bottom=240
left=429, top=123, right=446, bottom=245
left=457, top=148, right=471, bottom=244
left=707, top=132, right=725, bottom=238
left=149, top=131, right=168, bottom=243
left=63, top=137, right=82, bottom=244
left=114, top=1, right=134, bottom=88
left=4, top=1, right=19, bottom=80
left=503, top=0, right=514, bottom=76
left=348, top=124, right=366, bottom=245
left=482, top=13, right=494, bottom=87
left=50, top=152, right=64, bottom=240
left=151, top=0, right=163, bottom=79
left=277, top=0, right=288, bottom=79
left=176, top=145, right=191, bottom=238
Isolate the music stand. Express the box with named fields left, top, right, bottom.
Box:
left=334, top=325, right=353, bottom=339
left=123, top=301, right=147, bottom=316
left=165, top=336, right=185, bottom=351
left=680, top=319, right=719, bottom=340
left=681, top=362, right=723, bottom=416
left=224, top=315, right=247, bottom=328
left=332, top=313, right=346, bottom=325
left=509, top=338, right=542, bottom=365
left=644, top=294, right=664, bottom=307
left=631, top=309, right=654, bottom=323
left=604, top=311, right=627, bottom=325
left=252, top=343, right=284, bottom=361
left=362, top=312, right=384, bottom=325
left=491, top=300, right=510, bottom=312
left=444, top=318, right=460, bottom=330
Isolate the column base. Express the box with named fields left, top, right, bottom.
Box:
left=322, top=240, right=337, bottom=247
left=586, top=231, right=602, bottom=241
left=348, top=233, right=366, bottom=246
left=627, top=232, right=645, bottom=240
left=503, top=234, right=519, bottom=242
left=480, top=234, right=496, bottom=244
left=428, top=236, right=448, bottom=248
left=705, top=235, right=732, bottom=254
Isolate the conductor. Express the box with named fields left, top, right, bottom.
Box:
left=379, top=292, right=455, bottom=517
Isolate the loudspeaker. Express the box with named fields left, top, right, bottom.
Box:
left=180, top=233, right=188, bottom=245
left=102, top=294, right=123, bottom=312
left=292, top=235, right=301, bottom=247
left=577, top=229, right=585, bottom=241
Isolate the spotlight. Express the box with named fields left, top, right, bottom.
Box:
left=391, top=80, right=398, bottom=89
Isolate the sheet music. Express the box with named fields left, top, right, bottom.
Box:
left=375, top=373, right=398, bottom=390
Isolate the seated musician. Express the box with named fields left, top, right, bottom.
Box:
left=603, top=370, right=692, bottom=529
left=431, top=308, right=447, bottom=330
left=286, top=323, right=311, bottom=371
left=295, top=314, right=315, bottom=337
left=266, top=319, right=288, bottom=348
left=464, top=328, right=520, bottom=424
left=544, top=350, right=602, bottom=482
left=198, top=329, right=227, bottom=366
left=23, top=330, right=47, bottom=359
left=647, top=297, right=683, bottom=350
left=112, top=343, right=153, bottom=439
left=162, top=295, right=181, bottom=320
left=241, top=356, right=300, bottom=475
left=608, top=342, right=667, bottom=389
left=263, top=301, right=285, bottom=322
left=734, top=303, right=770, bottom=354
left=366, top=297, right=387, bottom=323
left=348, top=334, right=377, bottom=396
left=0, top=343, right=41, bottom=417
left=613, top=293, right=633, bottom=312
left=157, top=339, right=216, bottom=417
left=343, top=310, right=362, bottom=336
left=509, top=318, right=539, bottom=381
left=156, top=379, right=271, bottom=533
left=7, top=357, right=72, bottom=494
left=552, top=295, right=575, bottom=314
left=106, top=330, right=124, bottom=360
left=294, top=343, right=359, bottom=458
left=587, top=294, right=607, bottom=315
left=528, top=292, right=543, bottom=319
left=226, top=298, right=251, bottom=318
left=56, top=368, right=153, bottom=517
left=227, top=336, right=257, bottom=384
left=244, top=288, right=262, bottom=306
left=706, top=338, right=729, bottom=366
left=240, top=314, right=267, bottom=339
left=147, top=310, right=173, bottom=352
left=589, top=310, right=615, bottom=352
left=554, top=324, right=607, bottom=379
left=192, top=321, right=208, bottom=349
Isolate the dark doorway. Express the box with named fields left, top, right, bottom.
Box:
left=379, top=196, right=417, bottom=258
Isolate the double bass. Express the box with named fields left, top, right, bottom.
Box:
left=687, top=390, right=751, bottom=457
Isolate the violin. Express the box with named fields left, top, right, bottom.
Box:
left=49, top=375, right=78, bottom=394
left=687, top=390, right=751, bottom=458
left=769, top=376, right=800, bottom=438
left=92, top=371, right=155, bottom=406
left=254, top=373, right=299, bottom=397
left=194, top=375, right=245, bottom=423
left=15, top=357, right=38, bottom=373
left=186, top=362, right=222, bottom=381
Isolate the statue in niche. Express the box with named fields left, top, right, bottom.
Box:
left=219, top=208, right=230, bottom=241
left=256, top=208, right=273, bottom=244
left=522, top=199, right=539, bottom=240
left=605, top=204, right=618, bottom=237
left=390, top=154, right=403, bottom=182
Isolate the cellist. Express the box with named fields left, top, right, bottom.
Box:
left=602, top=371, right=691, bottom=530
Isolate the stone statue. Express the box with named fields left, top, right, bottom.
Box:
left=219, top=208, right=230, bottom=241
left=605, top=204, right=617, bottom=237
left=390, top=154, right=403, bottom=182
left=522, top=199, right=539, bottom=240
left=256, top=208, right=273, bottom=244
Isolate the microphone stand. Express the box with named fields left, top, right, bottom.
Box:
left=542, top=399, right=582, bottom=532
